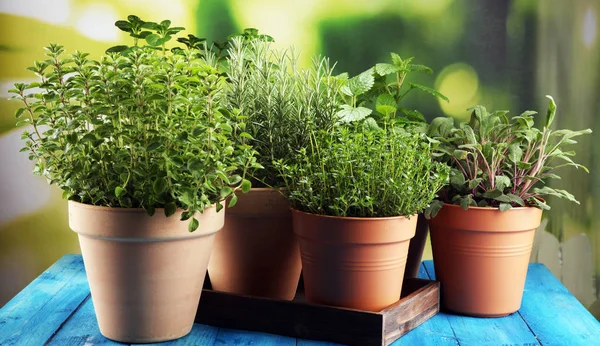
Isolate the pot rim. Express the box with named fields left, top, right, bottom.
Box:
left=439, top=198, right=545, bottom=212
left=67, top=200, right=220, bottom=213
left=291, top=208, right=417, bottom=221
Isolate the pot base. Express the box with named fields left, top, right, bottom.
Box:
left=444, top=307, right=513, bottom=318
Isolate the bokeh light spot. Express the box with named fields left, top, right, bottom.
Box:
left=435, top=63, right=480, bottom=121
left=582, top=7, right=597, bottom=48
left=75, top=3, right=119, bottom=42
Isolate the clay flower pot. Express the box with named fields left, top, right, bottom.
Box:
left=292, top=209, right=417, bottom=312
left=404, top=214, right=429, bottom=278
left=68, top=201, right=223, bottom=343
left=428, top=203, right=542, bottom=317
left=208, top=188, right=302, bottom=300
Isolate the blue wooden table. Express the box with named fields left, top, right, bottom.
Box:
left=1, top=255, right=599, bottom=345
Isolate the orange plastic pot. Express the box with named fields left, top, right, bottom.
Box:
left=207, top=188, right=302, bottom=300
left=292, top=209, right=417, bottom=312
left=68, top=201, right=223, bottom=343
left=428, top=203, right=542, bottom=317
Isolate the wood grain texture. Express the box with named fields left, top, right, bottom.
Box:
left=213, top=327, right=296, bottom=345
left=197, top=278, right=439, bottom=346
left=137, top=323, right=219, bottom=346
left=0, top=254, right=90, bottom=346
left=518, top=263, right=600, bottom=346
left=46, top=296, right=121, bottom=346
left=423, top=261, right=541, bottom=346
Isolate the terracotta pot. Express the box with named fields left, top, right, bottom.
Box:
left=404, top=214, right=429, bottom=278
left=428, top=203, right=542, bottom=317
left=208, top=188, right=302, bottom=300
left=68, top=201, right=223, bottom=343
left=292, top=209, right=417, bottom=312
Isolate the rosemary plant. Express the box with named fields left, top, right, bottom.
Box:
left=225, top=37, right=342, bottom=187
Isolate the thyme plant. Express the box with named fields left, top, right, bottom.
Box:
left=275, top=126, right=450, bottom=217
left=225, top=37, right=341, bottom=187
left=426, top=96, right=592, bottom=218
left=12, top=16, right=260, bottom=231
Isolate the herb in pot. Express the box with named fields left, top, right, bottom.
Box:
left=11, top=16, right=260, bottom=231
left=224, top=36, right=342, bottom=188
left=425, top=95, right=592, bottom=218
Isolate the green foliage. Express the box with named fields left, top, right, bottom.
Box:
left=225, top=37, right=342, bottom=187
left=337, top=53, right=448, bottom=129
left=12, top=16, right=260, bottom=231
left=275, top=126, right=450, bottom=217
left=426, top=96, right=592, bottom=217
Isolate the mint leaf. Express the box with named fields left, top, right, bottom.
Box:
left=337, top=105, right=372, bottom=123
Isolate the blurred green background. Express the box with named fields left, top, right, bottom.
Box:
left=0, top=0, right=599, bottom=318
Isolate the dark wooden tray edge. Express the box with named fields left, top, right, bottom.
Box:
left=195, top=278, right=440, bottom=346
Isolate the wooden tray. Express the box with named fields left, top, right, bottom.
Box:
left=195, top=275, right=440, bottom=346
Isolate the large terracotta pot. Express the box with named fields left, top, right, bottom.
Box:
left=68, top=201, right=223, bottom=343
left=207, top=188, right=302, bottom=300
left=292, top=210, right=417, bottom=312
left=428, top=203, right=542, bottom=317
left=404, top=214, right=429, bottom=278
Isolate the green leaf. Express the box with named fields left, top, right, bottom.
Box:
left=409, top=83, right=449, bottom=102
left=362, top=117, right=382, bottom=132
left=15, top=119, right=31, bottom=127
left=494, top=193, right=525, bottom=206
left=146, top=142, right=161, bottom=151
left=375, top=93, right=397, bottom=116
left=374, top=63, right=400, bottom=76
left=228, top=194, right=238, bottom=208
left=188, top=158, right=202, bottom=171
left=337, top=105, right=372, bottom=124
left=483, top=189, right=503, bottom=199
left=145, top=34, right=162, bottom=46
left=114, top=20, right=132, bottom=32
left=153, top=177, right=167, bottom=194
left=219, top=186, right=233, bottom=199
left=241, top=179, right=251, bottom=193
left=545, top=95, right=557, bottom=127
left=460, top=196, right=471, bottom=210
left=14, top=108, right=25, bottom=119
left=115, top=186, right=125, bottom=198
left=450, top=172, right=466, bottom=190
left=105, top=45, right=129, bottom=53
left=180, top=191, right=194, bottom=206
left=345, top=69, right=375, bottom=97
left=408, top=64, right=433, bottom=73
left=390, top=52, right=403, bottom=66
left=164, top=202, right=177, bottom=217
left=425, top=200, right=444, bottom=219
left=188, top=217, right=199, bottom=232
left=495, top=175, right=511, bottom=191
left=508, top=144, right=523, bottom=163
left=499, top=203, right=512, bottom=212
left=453, top=149, right=468, bottom=160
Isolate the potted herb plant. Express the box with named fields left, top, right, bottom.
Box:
left=345, top=53, right=449, bottom=279
left=425, top=96, right=591, bottom=317
left=11, top=16, right=257, bottom=342
left=205, top=33, right=342, bottom=300
left=275, top=55, right=450, bottom=311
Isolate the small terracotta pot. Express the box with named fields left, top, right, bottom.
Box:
left=428, top=203, right=542, bottom=317
left=292, top=210, right=417, bottom=312
left=404, top=214, right=429, bottom=278
left=207, top=188, right=302, bottom=300
left=68, top=201, right=223, bottom=343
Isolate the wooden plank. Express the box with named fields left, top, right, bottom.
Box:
left=297, top=340, right=343, bottom=346
left=213, top=328, right=296, bottom=345
left=46, top=296, right=121, bottom=346
left=134, top=323, right=219, bottom=346
left=518, top=263, right=600, bottom=346
left=561, top=234, right=595, bottom=306
left=197, top=278, right=439, bottom=346
left=0, top=254, right=90, bottom=346
left=423, top=261, right=540, bottom=346
left=394, top=263, right=458, bottom=346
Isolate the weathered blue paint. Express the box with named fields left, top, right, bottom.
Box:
left=423, top=260, right=541, bottom=346
left=519, top=263, right=600, bottom=346
left=0, top=255, right=597, bottom=346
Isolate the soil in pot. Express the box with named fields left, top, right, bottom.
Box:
left=207, top=188, right=302, bottom=300
left=428, top=203, right=542, bottom=317
left=292, top=209, right=417, bottom=312
left=68, top=201, right=223, bottom=343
